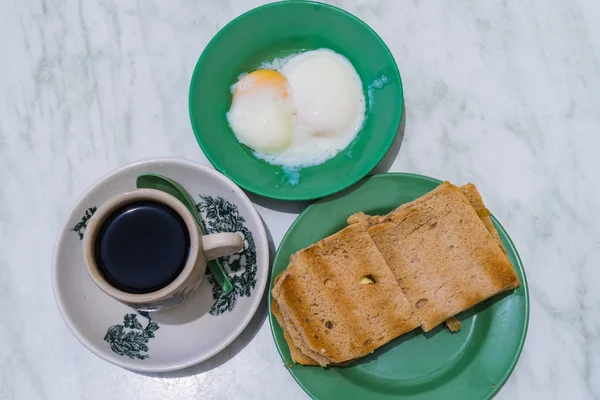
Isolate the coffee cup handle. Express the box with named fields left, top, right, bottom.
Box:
left=201, top=232, right=244, bottom=261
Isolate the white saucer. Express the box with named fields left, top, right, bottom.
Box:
left=52, top=158, right=269, bottom=372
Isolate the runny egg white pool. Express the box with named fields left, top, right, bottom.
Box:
left=226, top=49, right=366, bottom=168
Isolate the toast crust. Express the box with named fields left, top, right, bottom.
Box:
left=271, top=274, right=320, bottom=365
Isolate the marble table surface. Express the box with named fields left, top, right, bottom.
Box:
left=1, top=0, right=599, bottom=399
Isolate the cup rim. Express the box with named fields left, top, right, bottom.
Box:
left=82, top=188, right=201, bottom=305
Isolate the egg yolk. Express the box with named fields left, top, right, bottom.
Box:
left=227, top=69, right=294, bottom=154
left=233, top=69, right=289, bottom=98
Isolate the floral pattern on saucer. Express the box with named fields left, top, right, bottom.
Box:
left=103, top=312, right=159, bottom=360
left=71, top=194, right=257, bottom=360
left=53, top=158, right=269, bottom=372
left=197, top=195, right=257, bottom=316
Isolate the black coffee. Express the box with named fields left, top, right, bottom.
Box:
left=94, top=201, right=190, bottom=294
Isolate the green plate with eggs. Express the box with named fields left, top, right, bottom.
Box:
left=189, top=1, right=403, bottom=200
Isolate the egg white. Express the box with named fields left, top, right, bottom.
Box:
left=228, top=49, right=366, bottom=169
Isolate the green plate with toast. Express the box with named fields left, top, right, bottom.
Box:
left=268, top=173, right=529, bottom=400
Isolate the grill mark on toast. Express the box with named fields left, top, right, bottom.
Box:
left=275, top=224, right=418, bottom=363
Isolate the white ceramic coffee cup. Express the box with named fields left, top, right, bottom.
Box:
left=82, top=188, right=243, bottom=311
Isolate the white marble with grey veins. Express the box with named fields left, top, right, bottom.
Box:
left=1, top=0, right=599, bottom=399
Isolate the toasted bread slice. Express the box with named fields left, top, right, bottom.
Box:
left=362, top=182, right=519, bottom=332
left=458, top=183, right=507, bottom=254
left=272, top=296, right=358, bottom=366
left=273, top=265, right=346, bottom=366
left=271, top=274, right=319, bottom=366
left=273, top=223, right=419, bottom=365
left=348, top=182, right=514, bottom=332
left=271, top=297, right=321, bottom=365
left=273, top=275, right=360, bottom=366
left=348, top=183, right=507, bottom=253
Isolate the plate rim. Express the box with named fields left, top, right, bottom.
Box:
left=188, top=0, right=404, bottom=201
left=268, top=172, right=530, bottom=399
left=52, top=157, right=270, bottom=372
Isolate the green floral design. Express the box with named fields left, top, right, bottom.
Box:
left=71, top=194, right=255, bottom=362
left=103, top=312, right=159, bottom=360
left=197, top=196, right=257, bottom=316
left=72, top=207, right=97, bottom=239
left=72, top=207, right=160, bottom=361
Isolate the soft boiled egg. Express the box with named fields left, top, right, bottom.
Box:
left=227, top=70, right=294, bottom=154
left=281, top=49, right=365, bottom=139
left=226, top=49, right=366, bottom=168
